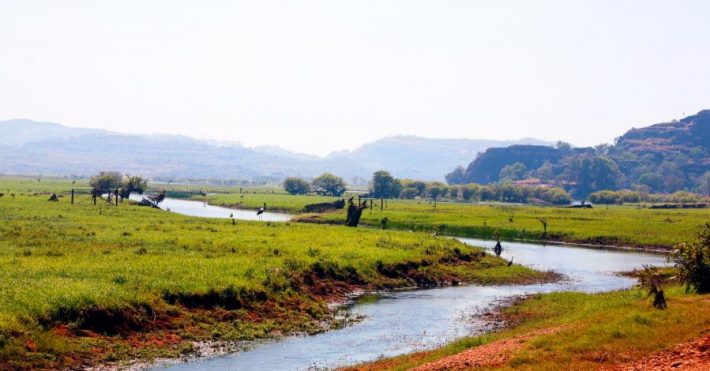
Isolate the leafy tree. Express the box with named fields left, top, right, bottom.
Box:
left=479, top=185, right=496, bottom=201
left=671, top=223, right=710, bottom=293
left=426, top=182, right=448, bottom=201
left=565, top=156, right=622, bottom=196
left=400, top=187, right=420, bottom=199
left=496, top=182, right=526, bottom=202
left=89, top=171, right=122, bottom=193
left=589, top=190, right=620, bottom=205
left=370, top=170, right=402, bottom=199
left=590, top=156, right=622, bottom=191
left=311, top=173, right=346, bottom=196
left=499, top=163, right=527, bottom=181
left=119, top=175, right=147, bottom=199
left=283, top=177, right=310, bottom=195
left=461, top=184, right=480, bottom=201
left=639, top=173, right=664, bottom=193
left=400, top=179, right=426, bottom=197
left=657, top=161, right=685, bottom=193
left=535, top=161, right=555, bottom=181
left=537, top=187, right=572, bottom=205
left=448, top=185, right=463, bottom=200
left=667, top=191, right=702, bottom=204
left=445, top=166, right=466, bottom=185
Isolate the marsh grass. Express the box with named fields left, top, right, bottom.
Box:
left=304, top=200, right=710, bottom=248
left=0, top=187, right=547, bottom=368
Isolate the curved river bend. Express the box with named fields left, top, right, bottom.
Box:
left=149, top=198, right=669, bottom=371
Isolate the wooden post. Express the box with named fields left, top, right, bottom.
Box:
left=380, top=198, right=383, bottom=210
left=358, top=195, right=361, bottom=206
left=71, top=189, right=74, bottom=204
left=115, top=188, right=119, bottom=206
left=93, top=194, right=97, bottom=205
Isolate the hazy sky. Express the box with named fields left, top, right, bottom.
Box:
left=2, top=0, right=709, bottom=156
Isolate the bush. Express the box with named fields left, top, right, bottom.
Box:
left=283, top=177, right=310, bottom=195
left=671, top=222, right=710, bottom=293
left=89, top=171, right=122, bottom=193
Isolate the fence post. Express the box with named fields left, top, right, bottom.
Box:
left=71, top=189, right=74, bottom=204
left=381, top=198, right=383, bottom=210
left=115, top=188, right=119, bottom=206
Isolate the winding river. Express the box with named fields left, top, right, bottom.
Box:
left=128, top=194, right=292, bottom=222
left=149, top=198, right=669, bottom=371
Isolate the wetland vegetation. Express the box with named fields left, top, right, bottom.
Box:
left=0, top=177, right=551, bottom=369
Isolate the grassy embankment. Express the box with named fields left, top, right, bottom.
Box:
left=350, top=284, right=710, bottom=370
left=204, top=192, right=710, bottom=249
left=0, top=183, right=551, bottom=369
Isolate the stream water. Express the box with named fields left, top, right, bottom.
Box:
left=128, top=194, right=292, bottom=222
left=150, top=198, right=669, bottom=371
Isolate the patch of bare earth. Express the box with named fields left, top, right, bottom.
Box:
left=411, top=327, right=564, bottom=371
left=603, top=334, right=710, bottom=371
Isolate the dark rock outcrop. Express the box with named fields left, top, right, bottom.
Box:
left=462, top=145, right=562, bottom=184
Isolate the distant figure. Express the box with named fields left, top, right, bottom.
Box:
left=493, top=240, right=503, bottom=257
left=257, top=203, right=266, bottom=219
left=507, top=256, right=514, bottom=266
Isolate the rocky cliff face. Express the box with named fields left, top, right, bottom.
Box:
left=462, top=145, right=562, bottom=184
left=615, top=110, right=710, bottom=162
left=453, top=110, right=710, bottom=194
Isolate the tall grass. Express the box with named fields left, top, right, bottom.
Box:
left=0, top=186, right=547, bottom=367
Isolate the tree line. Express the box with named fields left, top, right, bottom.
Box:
left=283, top=170, right=573, bottom=205
left=589, top=189, right=710, bottom=205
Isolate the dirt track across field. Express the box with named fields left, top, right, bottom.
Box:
left=411, top=327, right=564, bottom=370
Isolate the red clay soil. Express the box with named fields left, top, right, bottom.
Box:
left=603, top=334, right=710, bottom=371
left=412, top=327, right=564, bottom=371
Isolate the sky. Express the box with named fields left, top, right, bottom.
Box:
left=1, top=0, right=710, bottom=156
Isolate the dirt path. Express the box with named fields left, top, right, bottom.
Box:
left=412, top=330, right=709, bottom=371
left=411, top=327, right=564, bottom=371
left=603, top=334, right=710, bottom=370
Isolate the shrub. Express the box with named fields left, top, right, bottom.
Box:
left=670, top=222, right=710, bottom=293
left=283, top=177, right=310, bottom=195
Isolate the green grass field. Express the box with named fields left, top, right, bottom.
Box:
left=351, top=284, right=710, bottom=370
left=0, top=184, right=549, bottom=368
left=298, top=199, right=710, bottom=249
left=179, top=186, right=710, bottom=249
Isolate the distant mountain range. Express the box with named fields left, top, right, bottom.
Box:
left=0, top=119, right=549, bottom=182
left=449, top=110, right=710, bottom=196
